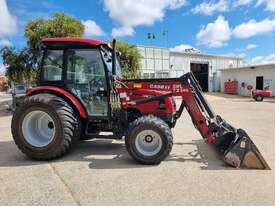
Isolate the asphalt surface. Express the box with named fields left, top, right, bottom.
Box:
left=0, top=93, right=275, bottom=206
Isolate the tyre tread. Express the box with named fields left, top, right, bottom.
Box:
left=11, top=93, right=81, bottom=160
left=125, top=116, right=173, bottom=165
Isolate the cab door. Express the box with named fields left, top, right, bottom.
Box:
left=66, top=49, right=108, bottom=117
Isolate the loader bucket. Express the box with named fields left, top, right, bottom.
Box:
left=214, top=129, right=270, bottom=169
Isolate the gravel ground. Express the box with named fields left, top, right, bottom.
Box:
left=0, top=93, right=275, bottom=206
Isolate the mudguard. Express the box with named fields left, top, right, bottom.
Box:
left=27, top=86, right=87, bottom=118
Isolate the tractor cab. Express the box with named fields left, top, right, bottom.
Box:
left=40, top=38, right=122, bottom=119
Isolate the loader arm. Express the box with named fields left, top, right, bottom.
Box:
left=120, top=72, right=270, bottom=169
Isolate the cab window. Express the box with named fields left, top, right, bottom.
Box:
left=42, top=50, right=63, bottom=81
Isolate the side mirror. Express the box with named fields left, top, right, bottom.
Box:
left=103, top=52, right=112, bottom=63
left=116, top=51, right=121, bottom=57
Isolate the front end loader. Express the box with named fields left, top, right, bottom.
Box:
left=11, top=38, right=270, bottom=169
left=118, top=72, right=270, bottom=169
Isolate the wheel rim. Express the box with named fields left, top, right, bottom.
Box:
left=135, top=130, right=162, bottom=156
left=257, top=96, right=262, bottom=101
left=22, top=110, right=56, bottom=147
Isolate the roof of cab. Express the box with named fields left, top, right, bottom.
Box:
left=42, top=37, right=106, bottom=46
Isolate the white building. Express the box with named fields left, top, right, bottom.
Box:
left=220, top=63, right=275, bottom=96
left=137, top=45, right=243, bottom=92
left=137, top=46, right=171, bottom=79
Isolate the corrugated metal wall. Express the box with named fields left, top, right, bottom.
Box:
left=169, top=52, right=241, bottom=92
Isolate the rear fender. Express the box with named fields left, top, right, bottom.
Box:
left=26, top=86, right=87, bottom=118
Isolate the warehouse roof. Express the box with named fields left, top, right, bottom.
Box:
left=136, top=45, right=243, bottom=60
left=221, top=63, right=275, bottom=71
left=137, top=45, right=242, bottom=60
left=170, top=50, right=242, bottom=60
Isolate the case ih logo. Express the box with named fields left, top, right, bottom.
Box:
left=172, top=84, right=182, bottom=93
left=149, top=84, right=189, bottom=93
left=149, top=84, right=171, bottom=90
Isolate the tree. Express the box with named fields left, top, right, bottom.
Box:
left=1, top=47, right=35, bottom=83
left=115, top=41, right=142, bottom=79
left=25, top=12, right=84, bottom=65
left=2, top=12, right=141, bottom=82
left=1, top=13, right=84, bottom=84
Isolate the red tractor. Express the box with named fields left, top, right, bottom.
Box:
left=252, top=89, right=272, bottom=101
left=11, top=38, right=269, bottom=169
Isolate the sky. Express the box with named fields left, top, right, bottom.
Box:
left=1, top=0, right=275, bottom=74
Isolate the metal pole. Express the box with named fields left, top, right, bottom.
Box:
left=162, top=30, right=169, bottom=48
left=165, top=30, right=169, bottom=48
left=11, top=81, right=16, bottom=112
left=112, top=39, right=116, bottom=75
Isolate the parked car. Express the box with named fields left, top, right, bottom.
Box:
left=8, top=84, right=26, bottom=96
left=14, top=85, right=26, bottom=96
left=7, top=84, right=27, bottom=111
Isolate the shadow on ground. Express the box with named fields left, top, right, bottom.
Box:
left=206, top=92, right=247, bottom=99
left=0, top=137, right=238, bottom=170
left=0, top=110, right=12, bottom=117
left=230, top=99, right=275, bottom=104
left=168, top=140, right=236, bottom=170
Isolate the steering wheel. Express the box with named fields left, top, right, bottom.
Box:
left=89, top=76, right=106, bottom=96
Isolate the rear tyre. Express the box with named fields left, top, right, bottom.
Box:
left=254, top=95, right=264, bottom=102
left=125, top=116, right=173, bottom=165
left=11, top=93, right=81, bottom=160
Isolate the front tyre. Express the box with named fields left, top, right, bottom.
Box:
left=125, top=116, right=173, bottom=165
left=254, top=95, right=264, bottom=101
left=11, top=93, right=81, bottom=160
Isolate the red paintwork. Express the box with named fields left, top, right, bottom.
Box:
left=224, top=81, right=238, bottom=94
left=120, top=87, right=176, bottom=116
left=119, top=80, right=215, bottom=143
left=252, top=90, right=272, bottom=97
left=42, top=37, right=106, bottom=46
left=26, top=86, right=87, bottom=118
